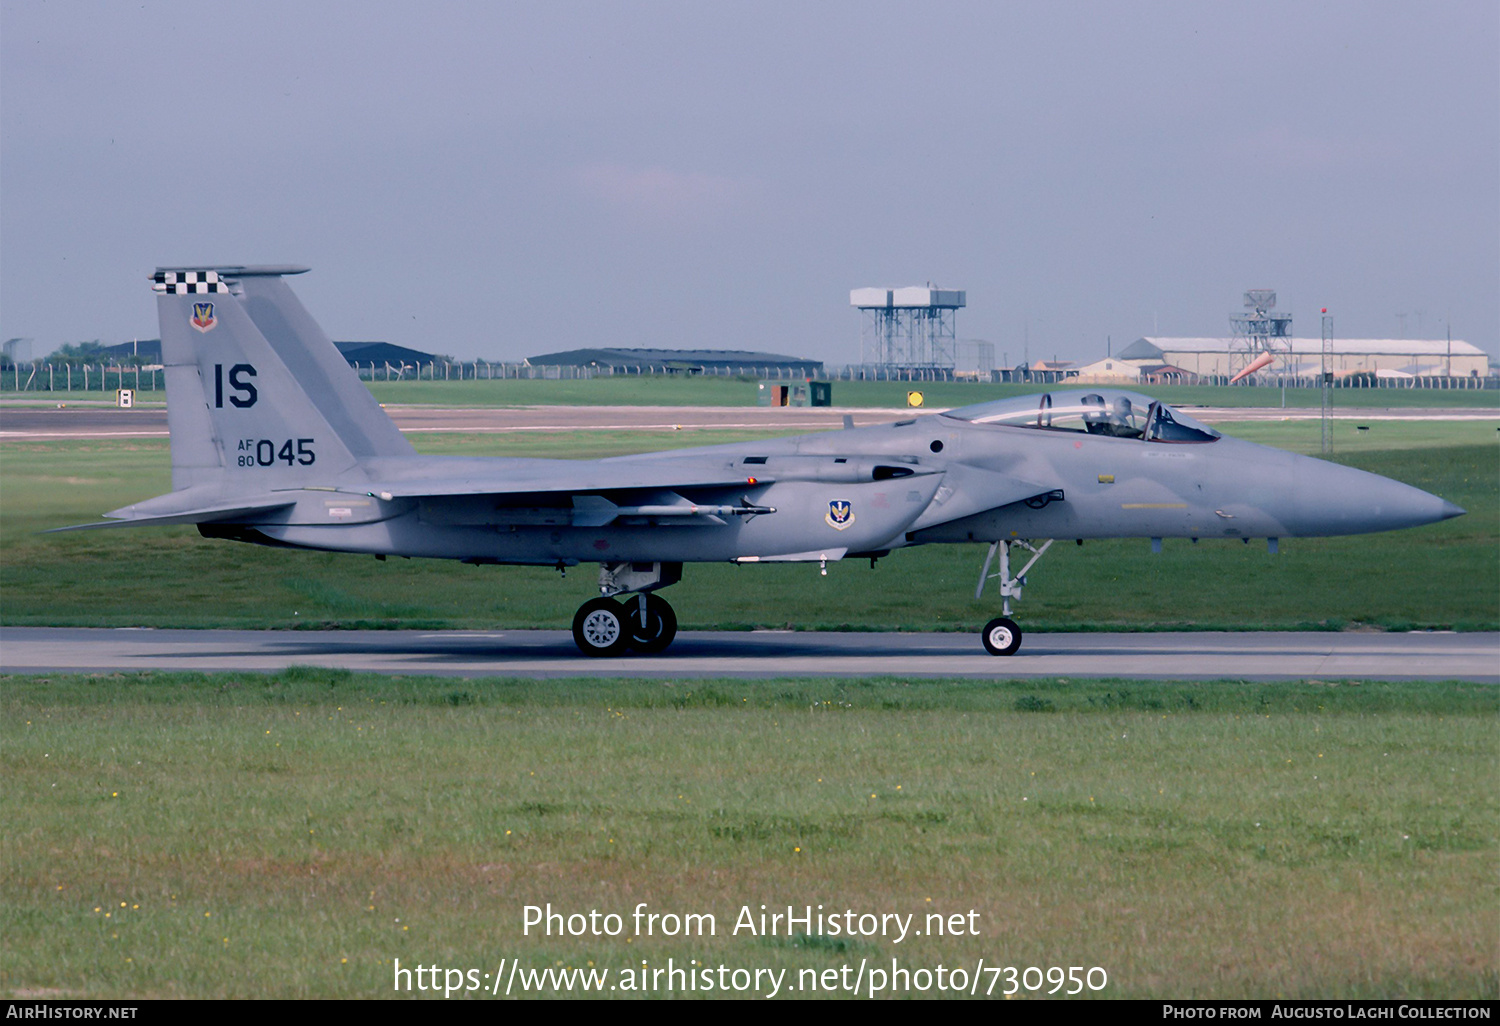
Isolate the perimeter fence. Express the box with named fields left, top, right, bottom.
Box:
left=0, top=360, right=1493, bottom=393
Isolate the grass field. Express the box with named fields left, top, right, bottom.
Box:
left=3, top=670, right=1495, bottom=1000
left=2, top=421, right=1495, bottom=632
left=3, top=408, right=1496, bottom=1001
left=361, top=378, right=1500, bottom=411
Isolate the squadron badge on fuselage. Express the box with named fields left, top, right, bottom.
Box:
left=190, top=302, right=217, bottom=333
left=826, top=499, right=855, bottom=530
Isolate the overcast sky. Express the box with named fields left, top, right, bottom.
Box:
left=3, top=0, right=1496, bottom=366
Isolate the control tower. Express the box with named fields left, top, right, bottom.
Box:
left=851, top=286, right=965, bottom=369
left=1228, top=289, right=1293, bottom=378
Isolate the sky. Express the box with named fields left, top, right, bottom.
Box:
left=2, top=0, right=1496, bottom=367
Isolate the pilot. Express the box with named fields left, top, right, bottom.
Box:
left=1081, top=393, right=1108, bottom=433
left=1109, top=397, right=1141, bottom=438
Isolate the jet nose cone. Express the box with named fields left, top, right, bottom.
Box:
left=1292, top=459, right=1464, bottom=535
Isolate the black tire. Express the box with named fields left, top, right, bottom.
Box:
left=572, top=598, right=629, bottom=657
left=981, top=616, right=1022, bottom=656
left=624, top=594, right=678, bottom=654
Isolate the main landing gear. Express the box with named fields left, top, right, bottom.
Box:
left=975, top=539, right=1054, bottom=656
left=571, top=561, right=682, bottom=657
left=572, top=594, right=678, bottom=657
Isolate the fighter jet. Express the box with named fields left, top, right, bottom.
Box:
left=59, top=266, right=1465, bottom=657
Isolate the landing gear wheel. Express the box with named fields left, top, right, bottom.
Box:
left=625, top=594, right=678, bottom=654
left=981, top=616, right=1022, bottom=656
left=573, top=598, right=629, bottom=657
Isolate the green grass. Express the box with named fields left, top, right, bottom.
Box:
left=2, top=421, right=1495, bottom=631
left=1218, top=419, right=1500, bottom=454
left=2, top=671, right=1494, bottom=999
left=0, top=393, right=167, bottom=407
left=359, top=377, right=1500, bottom=410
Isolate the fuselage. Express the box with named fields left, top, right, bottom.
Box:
left=202, top=390, right=1462, bottom=565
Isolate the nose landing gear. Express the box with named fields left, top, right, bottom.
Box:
left=975, top=539, right=1053, bottom=656
left=981, top=616, right=1022, bottom=656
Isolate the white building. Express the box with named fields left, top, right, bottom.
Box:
left=1074, top=357, right=1141, bottom=382
left=1115, top=337, right=1488, bottom=380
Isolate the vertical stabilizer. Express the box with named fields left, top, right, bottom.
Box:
left=237, top=275, right=415, bottom=459
left=152, top=266, right=413, bottom=492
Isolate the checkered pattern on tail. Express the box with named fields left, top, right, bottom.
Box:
left=151, top=270, right=229, bottom=294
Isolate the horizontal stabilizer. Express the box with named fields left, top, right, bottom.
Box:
left=48, top=500, right=295, bottom=533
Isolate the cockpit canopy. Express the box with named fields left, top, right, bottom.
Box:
left=942, top=389, right=1220, bottom=443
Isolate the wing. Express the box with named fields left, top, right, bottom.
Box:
left=359, top=455, right=765, bottom=501
left=355, top=455, right=776, bottom=528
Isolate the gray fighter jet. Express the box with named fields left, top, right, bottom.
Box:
left=60, top=266, right=1465, bottom=656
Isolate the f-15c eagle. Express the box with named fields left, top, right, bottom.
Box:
left=59, top=266, right=1464, bottom=656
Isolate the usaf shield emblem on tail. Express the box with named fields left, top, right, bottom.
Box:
left=190, top=302, right=217, bottom=333
left=825, top=499, right=854, bottom=530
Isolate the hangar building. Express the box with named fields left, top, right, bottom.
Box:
left=334, top=341, right=441, bottom=367
left=1076, top=337, right=1488, bottom=382
left=527, top=347, right=823, bottom=376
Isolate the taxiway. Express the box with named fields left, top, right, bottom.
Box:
left=2, top=627, right=1494, bottom=681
